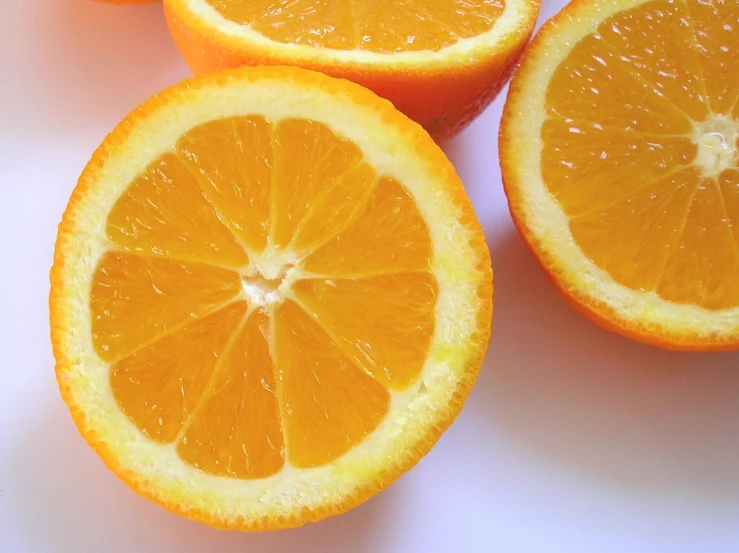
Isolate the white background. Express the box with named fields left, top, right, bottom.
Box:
left=1, top=1, right=738, bottom=552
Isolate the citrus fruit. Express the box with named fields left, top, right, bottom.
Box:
left=50, top=66, right=493, bottom=529
left=162, top=0, right=540, bottom=140
left=500, top=0, right=739, bottom=350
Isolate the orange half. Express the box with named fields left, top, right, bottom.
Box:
left=501, top=0, right=739, bottom=349
left=50, top=66, right=492, bottom=529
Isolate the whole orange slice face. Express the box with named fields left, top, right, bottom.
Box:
left=501, top=0, right=739, bottom=350
left=162, top=0, right=540, bottom=140
left=50, top=66, right=492, bottom=529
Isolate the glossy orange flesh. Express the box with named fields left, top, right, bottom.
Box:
left=90, top=116, right=437, bottom=477
left=542, top=0, right=739, bottom=310
left=205, top=0, right=505, bottom=53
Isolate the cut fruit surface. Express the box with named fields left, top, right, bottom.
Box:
left=204, top=0, right=505, bottom=53
left=501, top=0, right=739, bottom=349
left=162, top=0, right=540, bottom=139
left=51, top=66, right=492, bottom=529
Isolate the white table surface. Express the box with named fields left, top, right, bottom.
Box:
left=2, top=1, right=738, bottom=552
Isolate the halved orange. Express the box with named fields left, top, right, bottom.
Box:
left=50, top=66, right=492, bottom=529
left=501, top=0, right=739, bottom=350
left=162, top=0, right=540, bottom=140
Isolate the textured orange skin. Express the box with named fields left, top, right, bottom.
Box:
left=499, top=0, right=738, bottom=352
left=50, top=66, right=494, bottom=530
left=162, top=0, right=540, bottom=141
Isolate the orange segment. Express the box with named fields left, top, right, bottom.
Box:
left=568, top=167, right=700, bottom=292
left=545, top=34, right=692, bottom=134
left=206, top=0, right=356, bottom=50
left=293, top=273, right=437, bottom=390
left=352, top=1, right=505, bottom=53
left=110, top=302, right=247, bottom=443
left=176, top=116, right=273, bottom=253
left=655, top=179, right=739, bottom=309
left=719, top=169, right=739, bottom=245
left=270, top=118, right=364, bottom=249
left=304, top=177, right=433, bottom=276
left=541, top=118, right=696, bottom=216
left=687, top=0, right=739, bottom=116
left=501, top=0, right=739, bottom=349
left=177, top=309, right=284, bottom=479
left=107, top=153, right=249, bottom=267
left=91, top=252, right=242, bottom=362
left=291, top=163, right=377, bottom=253
left=595, top=0, right=709, bottom=122
left=274, top=301, right=390, bottom=468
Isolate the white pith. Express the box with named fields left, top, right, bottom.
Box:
left=239, top=249, right=300, bottom=308
left=693, top=116, right=739, bottom=179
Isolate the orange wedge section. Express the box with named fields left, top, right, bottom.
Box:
left=274, top=300, right=390, bottom=468
left=177, top=309, right=284, bottom=479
